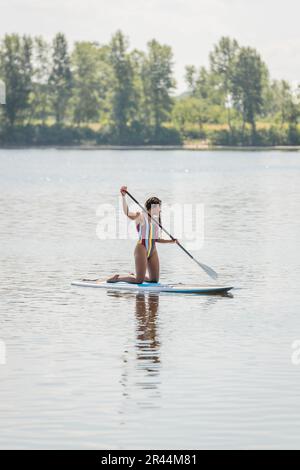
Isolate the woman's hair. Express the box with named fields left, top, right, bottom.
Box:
left=145, top=196, right=161, bottom=211
left=145, top=196, right=162, bottom=236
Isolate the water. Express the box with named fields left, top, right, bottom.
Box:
left=0, top=148, right=300, bottom=449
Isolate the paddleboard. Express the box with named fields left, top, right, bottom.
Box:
left=71, top=280, right=233, bottom=295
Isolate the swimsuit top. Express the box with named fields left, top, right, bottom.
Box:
left=136, top=213, right=160, bottom=258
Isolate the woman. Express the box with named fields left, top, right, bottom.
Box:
left=107, top=186, right=177, bottom=284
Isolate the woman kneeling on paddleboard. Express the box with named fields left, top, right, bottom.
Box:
left=107, top=186, right=177, bottom=284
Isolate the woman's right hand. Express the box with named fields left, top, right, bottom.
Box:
left=120, top=185, right=128, bottom=196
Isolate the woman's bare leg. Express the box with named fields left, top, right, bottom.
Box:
left=146, top=249, right=160, bottom=282
left=107, top=244, right=147, bottom=283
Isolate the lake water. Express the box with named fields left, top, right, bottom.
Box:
left=0, top=148, right=300, bottom=449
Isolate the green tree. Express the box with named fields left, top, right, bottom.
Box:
left=172, top=99, right=188, bottom=135
left=185, top=64, right=223, bottom=104
left=209, top=37, right=240, bottom=131
left=128, top=48, right=150, bottom=140
left=108, top=30, right=136, bottom=142
left=71, top=42, right=112, bottom=125
left=287, top=93, right=299, bottom=144
left=0, top=34, right=33, bottom=126
left=269, top=80, right=296, bottom=128
left=30, top=37, right=52, bottom=124
left=172, top=97, right=208, bottom=136
left=232, top=47, right=268, bottom=139
left=142, top=39, right=176, bottom=137
left=48, top=33, right=72, bottom=124
left=185, top=65, right=197, bottom=95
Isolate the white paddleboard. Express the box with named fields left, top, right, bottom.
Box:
left=71, top=280, right=233, bottom=295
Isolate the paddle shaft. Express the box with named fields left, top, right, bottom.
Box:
left=124, top=190, right=218, bottom=279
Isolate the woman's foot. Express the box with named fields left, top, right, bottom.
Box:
left=106, top=274, right=120, bottom=283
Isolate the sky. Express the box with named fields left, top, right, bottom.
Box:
left=1, top=0, right=299, bottom=93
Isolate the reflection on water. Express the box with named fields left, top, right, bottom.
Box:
left=109, top=292, right=161, bottom=412
left=0, top=149, right=300, bottom=449
left=134, top=294, right=160, bottom=376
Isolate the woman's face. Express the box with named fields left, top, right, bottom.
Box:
left=149, top=204, right=161, bottom=217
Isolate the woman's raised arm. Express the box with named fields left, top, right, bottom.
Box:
left=120, top=186, right=143, bottom=222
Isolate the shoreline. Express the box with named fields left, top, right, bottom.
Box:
left=0, top=144, right=300, bottom=151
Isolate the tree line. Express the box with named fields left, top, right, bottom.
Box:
left=0, top=31, right=299, bottom=146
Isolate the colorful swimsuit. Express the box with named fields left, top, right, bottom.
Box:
left=136, top=214, right=160, bottom=258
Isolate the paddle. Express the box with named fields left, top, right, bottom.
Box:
left=125, top=190, right=218, bottom=280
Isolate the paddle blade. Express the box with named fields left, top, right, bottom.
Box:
left=194, top=259, right=218, bottom=280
